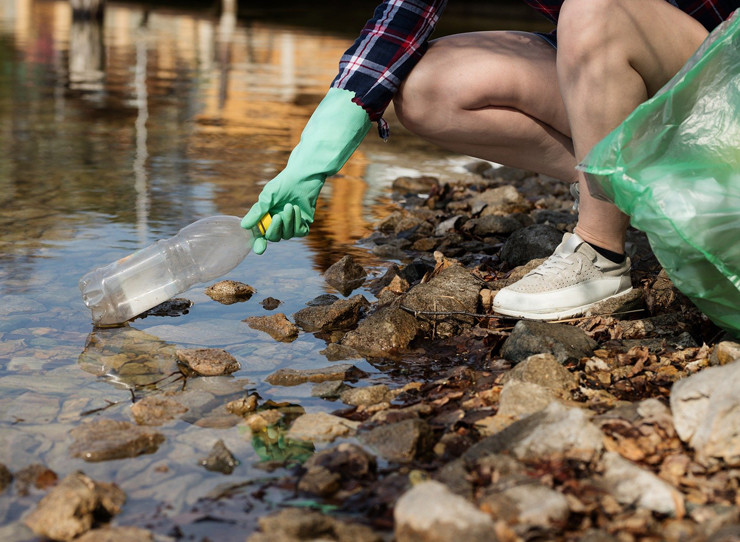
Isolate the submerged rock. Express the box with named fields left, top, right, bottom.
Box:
left=340, top=384, right=391, bottom=407
left=0, top=463, right=12, bottom=494
left=176, top=348, right=240, bottom=376
left=75, top=526, right=154, bottom=542
left=265, top=363, right=364, bottom=386
left=23, top=471, right=125, bottom=542
left=244, top=313, right=299, bottom=342
left=324, top=255, right=368, bottom=296
left=14, top=464, right=58, bottom=496
left=130, top=395, right=188, bottom=426
left=200, top=439, right=239, bottom=474
left=69, top=419, right=165, bottom=462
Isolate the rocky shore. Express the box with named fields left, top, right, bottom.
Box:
left=6, top=163, right=740, bottom=541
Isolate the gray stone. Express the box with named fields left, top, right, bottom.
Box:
left=311, top=380, right=346, bottom=398
left=464, top=402, right=604, bottom=464
left=401, top=264, right=482, bottom=339
left=319, top=343, right=362, bottom=361
left=394, top=480, right=498, bottom=542
left=476, top=380, right=558, bottom=435
left=599, top=451, right=684, bottom=516
left=341, top=306, right=420, bottom=355
left=176, top=348, right=240, bottom=376
left=23, top=471, right=126, bottom=541
left=204, top=280, right=255, bottom=304
left=499, top=224, right=563, bottom=268
left=324, top=255, right=368, bottom=296
left=670, top=359, right=740, bottom=465
left=501, top=320, right=598, bottom=365
left=244, top=313, right=299, bottom=342
left=340, top=384, right=391, bottom=407
left=69, top=419, right=165, bottom=462
left=710, top=341, right=740, bottom=366
left=392, top=175, right=440, bottom=194
left=265, top=363, right=363, bottom=386
left=501, top=352, right=579, bottom=397
left=200, top=439, right=239, bottom=474
left=293, top=295, right=369, bottom=332
left=479, top=479, right=570, bottom=528
left=474, top=185, right=531, bottom=216
left=248, top=507, right=382, bottom=542
left=360, top=418, right=433, bottom=463
left=462, top=214, right=522, bottom=236
left=287, top=412, right=360, bottom=443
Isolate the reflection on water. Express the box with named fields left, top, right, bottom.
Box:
left=0, top=0, right=543, bottom=539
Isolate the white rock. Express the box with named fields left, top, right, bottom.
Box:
left=394, top=480, right=496, bottom=542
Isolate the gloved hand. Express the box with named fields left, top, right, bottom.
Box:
left=241, top=88, right=371, bottom=254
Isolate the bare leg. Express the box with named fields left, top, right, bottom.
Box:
left=394, top=31, right=578, bottom=183
left=557, top=0, right=708, bottom=253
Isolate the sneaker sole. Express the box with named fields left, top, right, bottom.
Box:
left=493, top=287, right=634, bottom=321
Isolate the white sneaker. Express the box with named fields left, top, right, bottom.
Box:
left=493, top=232, right=632, bottom=320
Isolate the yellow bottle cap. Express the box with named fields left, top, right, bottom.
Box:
left=256, top=214, right=272, bottom=236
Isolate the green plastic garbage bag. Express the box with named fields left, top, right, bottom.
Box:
left=579, top=11, right=740, bottom=337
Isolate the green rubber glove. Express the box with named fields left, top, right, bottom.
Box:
left=241, top=88, right=371, bottom=254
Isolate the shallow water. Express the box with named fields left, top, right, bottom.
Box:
left=0, top=1, right=550, bottom=539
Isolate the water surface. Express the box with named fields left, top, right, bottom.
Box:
left=0, top=1, right=549, bottom=539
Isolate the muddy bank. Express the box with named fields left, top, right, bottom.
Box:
left=9, top=163, right=740, bottom=542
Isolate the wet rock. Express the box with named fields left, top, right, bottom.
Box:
left=465, top=402, right=604, bottom=464
left=130, top=395, right=188, bottom=426
left=244, top=313, right=299, bottom=342
left=392, top=175, right=440, bottom=194
left=340, top=384, right=391, bottom=407
left=394, top=480, right=497, bottom=542
left=75, top=526, right=154, bottom=542
left=260, top=296, right=282, bottom=310
left=341, top=305, right=420, bottom=355
left=599, top=451, right=684, bottom=516
left=476, top=380, right=558, bottom=435
left=176, top=348, right=240, bottom=376
left=292, top=295, right=369, bottom=332
left=501, top=320, right=598, bottom=365
left=225, top=394, right=259, bottom=416
left=306, top=293, right=340, bottom=306
left=479, top=478, right=570, bottom=529
left=141, top=297, right=193, bottom=318
left=265, top=363, right=364, bottom=386
left=200, top=439, right=239, bottom=474
left=287, top=412, right=360, bottom=443
left=462, top=214, right=522, bottom=237
left=247, top=507, right=382, bottom=542
left=298, top=442, right=377, bottom=498
left=14, top=464, right=58, bottom=496
left=359, top=418, right=434, bottom=463
left=205, top=280, right=255, bottom=304
left=320, top=343, right=362, bottom=361
left=69, top=419, right=165, bottom=462
left=324, top=255, right=368, bottom=296
left=670, top=359, right=740, bottom=465
left=501, top=352, right=579, bottom=398
left=372, top=242, right=409, bottom=260
left=23, top=471, right=125, bottom=542
left=244, top=409, right=284, bottom=432
left=499, top=224, right=563, bottom=267
left=401, top=264, right=482, bottom=339
left=710, top=340, right=740, bottom=366
left=0, top=463, right=12, bottom=493
left=311, top=380, right=346, bottom=398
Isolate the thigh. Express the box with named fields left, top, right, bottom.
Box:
left=396, top=30, right=572, bottom=138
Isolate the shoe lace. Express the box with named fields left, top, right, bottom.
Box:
left=528, top=251, right=582, bottom=277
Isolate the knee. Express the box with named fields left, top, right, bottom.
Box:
left=557, top=0, right=621, bottom=70
left=393, top=40, right=459, bottom=137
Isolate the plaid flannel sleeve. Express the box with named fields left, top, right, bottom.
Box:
left=331, top=0, right=448, bottom=138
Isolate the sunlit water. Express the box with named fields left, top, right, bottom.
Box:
left=0, top=1, right=550, bottom=539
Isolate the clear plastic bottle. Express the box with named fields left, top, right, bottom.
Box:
left=79, top=215, right=270, bottom=326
